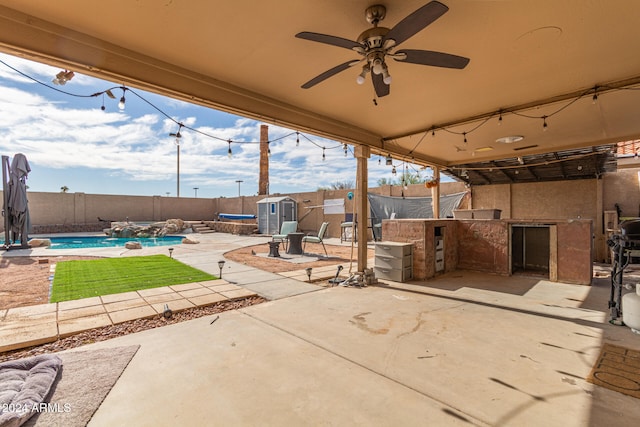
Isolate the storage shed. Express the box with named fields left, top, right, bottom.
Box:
left=257, top=196, right=297, bottom=234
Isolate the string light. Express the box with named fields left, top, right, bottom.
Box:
left=385, top=153, right=393, bottom=165
left=1, top=57, right=638, bottom=169
left=343, top=143, right=348, bottom=156
left=118, top=87, right=126, bottom=110
left=267, top=144, right=272, bottom=157
left=391, top=165, right=397, bottom=175
left=463, top=132, right=467, bottom=144
left=322, top=147, right=326, bottom=161
left=227, top=140, right=232, bottom=158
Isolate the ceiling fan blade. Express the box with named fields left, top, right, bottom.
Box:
left=372, top=72, right=390, bottom=98
left=394, top=49, right=470, bottom=69
left=295, top=32, right=362, bottom=51
left=384, top=1, right=449, bottom=48
left=301, top=60, right=360, bottom=89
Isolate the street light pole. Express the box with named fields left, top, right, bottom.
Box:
left=193, top=187, right=199, bottom=198
left=176, top=141, right=180, bottom=197
left=235, top=180, right=243, bottom=197
left=170, top=126, right=183, bottom=198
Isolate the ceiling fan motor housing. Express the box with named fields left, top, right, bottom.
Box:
left=357, top=26, right=390, bottom=50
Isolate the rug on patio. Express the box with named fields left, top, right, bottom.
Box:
left=24, top=345, right=140, bottom=427
left=587, top=343, right=640, bottom=399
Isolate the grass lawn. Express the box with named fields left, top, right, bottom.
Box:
left=50, top=254, right=216, bottom=302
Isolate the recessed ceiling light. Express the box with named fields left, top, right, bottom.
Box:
left=496, top=135, right=524, bottom=144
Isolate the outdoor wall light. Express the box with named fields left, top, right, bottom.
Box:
left=168, top=247, right=174, bottom=258
left=218, top=260, right=226, bottom=279
left=305, top=267, right=312, bottom=282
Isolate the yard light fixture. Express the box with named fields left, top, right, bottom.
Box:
left=218, top=260, right=226, bottom=279
left=305, top=267, right=312, bottom=282
left=168, top=247, right=174, bottom=258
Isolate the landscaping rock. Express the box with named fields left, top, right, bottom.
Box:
left=125, top=241, right=142, bottom=249
left=105, top=218, right=189, bottom=238
left=182, top=237, right=199, bottom=244
left=28, top=239, right=51, bottom=247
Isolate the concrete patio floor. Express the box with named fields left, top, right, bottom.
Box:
left=2, top=232, right=640, bottom=425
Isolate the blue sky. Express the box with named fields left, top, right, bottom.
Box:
left=0, top=53, right=431, bottom=198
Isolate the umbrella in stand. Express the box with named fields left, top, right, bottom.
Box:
left=6, top=153, right=31, bottom=248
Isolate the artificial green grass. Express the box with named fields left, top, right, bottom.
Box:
left=50, top=254, right=216, bottom=302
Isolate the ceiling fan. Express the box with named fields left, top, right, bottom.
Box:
left=295, top=1, right=469, bottom=98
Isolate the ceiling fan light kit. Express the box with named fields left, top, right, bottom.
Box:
left=296, top=1, right=469, bottom=98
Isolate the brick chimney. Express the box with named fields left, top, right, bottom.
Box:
left=258, top=124, right=269, bottom=195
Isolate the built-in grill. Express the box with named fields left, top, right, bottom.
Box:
left=607, top=219, right=640, bottom=324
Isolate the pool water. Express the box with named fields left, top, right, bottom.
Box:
left=45, top=235, right=185, bottom=249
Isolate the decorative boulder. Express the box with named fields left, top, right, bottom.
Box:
left=181, top=237, right=199, bottom=244
left=125, top=241, right=142, bottom=249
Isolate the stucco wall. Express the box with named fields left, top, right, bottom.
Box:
left=602, top=169, right=640, bottom=219
left=472, top=180, right=597, bottom=220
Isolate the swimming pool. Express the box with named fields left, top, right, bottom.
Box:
left=45, top=235, right=185, bottom=249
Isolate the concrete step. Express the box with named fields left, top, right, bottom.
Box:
left=191, top=223, right=215, bottom=233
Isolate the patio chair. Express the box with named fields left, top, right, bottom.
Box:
left=340, top=213, right=354, bottom=242
left=302, top=221, right=329, bottom=256
left=272, top=221, right=298, bottom=251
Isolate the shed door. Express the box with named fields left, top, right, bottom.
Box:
left=268, top=202, right=279, bottom=234
left=282, top=201, right=296, bottom=222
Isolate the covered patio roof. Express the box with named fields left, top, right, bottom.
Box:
left=0, top=1, right=639, bottom=173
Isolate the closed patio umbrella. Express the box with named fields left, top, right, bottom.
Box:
left=6, top=153, right=31, bottom=248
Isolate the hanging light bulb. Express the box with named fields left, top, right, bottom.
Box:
left=296, top=132, right=300, bottom=146
left=322, top=147, right=326, bottom=161
left=498, top=111, right=503, bottom=125
left=268, top=146, right=272, bottom=157
left=592, top=86, right=599, bottom=104
left=385, top=153, right=393, bottom=165
left=432, top=128, right=436, bottom=137
left=378, top=156, right=381, bottom=165
left=343, top=143, right=348, bottom=156
left=227, top=140, right=232, bottom=158
left=542, top=116, right=548, bottom=131
left=463, top=132, right=468, bottom=144
left=391, top=165, right=397, bottom=175
left=118, top=88, right=126, bottom=110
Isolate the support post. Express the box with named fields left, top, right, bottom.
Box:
left=354, top=145, right=370, bottom=272
left=431, top=166, right=440, bottom=218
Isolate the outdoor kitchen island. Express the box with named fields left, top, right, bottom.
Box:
left=380, top=218, right=592, bottom=285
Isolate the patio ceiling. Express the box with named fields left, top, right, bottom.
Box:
left=0, top=1, right=639, bottom=174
